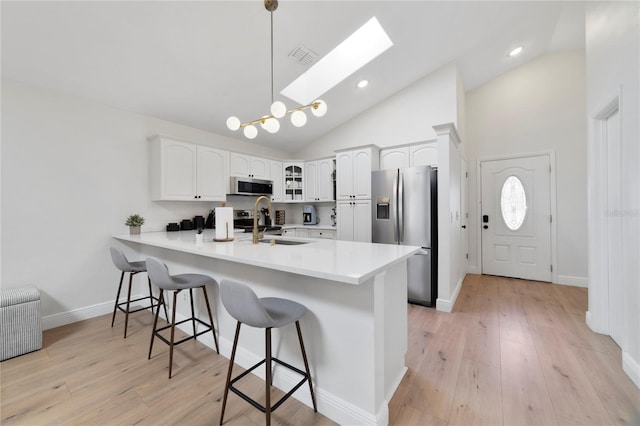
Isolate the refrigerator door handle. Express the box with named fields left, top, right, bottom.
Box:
left=392, top=171, right=399, bottom=243
left=398, top=170, right=404, bottom=242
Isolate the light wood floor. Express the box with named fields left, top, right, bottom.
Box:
left=2, top=274, right=639, bottom=425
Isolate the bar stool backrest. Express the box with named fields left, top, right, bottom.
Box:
left=220, top=279, right=275, bottom=328
left=145, top=257, right=182, bottom=291
left=110, top=247, right=135, bottom=272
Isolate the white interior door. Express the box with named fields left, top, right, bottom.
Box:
left=481, top=155, right=551, bottom=281
left=605, top=109, right=623, bottom=346
left=461, top=158, right=469, bottom=267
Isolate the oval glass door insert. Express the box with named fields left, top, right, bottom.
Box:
left=500, top=176, right=527, bottom=230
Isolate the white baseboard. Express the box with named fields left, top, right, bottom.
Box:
left=42, top=293, right=156, bottom=330
left=466, top=265, right=479, bottom=274
left=555, top=274, right=588, bottom=288
left=436, top=276, right=463, bottom=313
left=623, top=351, right=640, bottom=390
left=43, top=300, right=115, bottom=330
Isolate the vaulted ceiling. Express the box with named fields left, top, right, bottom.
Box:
left=1, top=1, right=585, bottom=152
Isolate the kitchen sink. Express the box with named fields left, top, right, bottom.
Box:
left=258, top=238, right=310, bottom=246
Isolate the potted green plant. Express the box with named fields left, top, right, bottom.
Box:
left=125, top=214, right=145, bottom=235
left=195, top=227, right=204, bottom=245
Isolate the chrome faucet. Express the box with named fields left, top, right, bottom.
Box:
left=253, top=195, right=273, bottom=244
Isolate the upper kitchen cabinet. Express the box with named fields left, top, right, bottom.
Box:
left=229, top=152, right=270, bottom=179
left=283, top=162, right=304, bottom=201
left=305, top=157, right=334, bottom=202
left=380, top=142, right=438, bottom=169
left=270, top=160, right=284, bottom=202
left=335, top=146, right=379, bottom=200
left=410, top=143, right=438, bottom=167
left=149, top=136, right=228, bottom=201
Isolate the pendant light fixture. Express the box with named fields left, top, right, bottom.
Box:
left=226, top=0, right=327, bottom=139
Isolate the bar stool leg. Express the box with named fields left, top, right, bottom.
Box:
left=111, top=271, right=125, bottom=327
left=169, top=290, right=179, bottom=379
left=147, top=277, right=155, bottom=315
left=220, top=321, right=242, bottom=425
left=123, top=272, right=134, bottom=338
left=296, top=321, right=317, bottom=412
left=265, top=328, right=272, bottom=426
left=161, top=283, right=169, bottom=320
left=189, top=288, right=196, bottom=338
left=148, top=290, right=164, bottom=360
left=201, top=286, right=219, bottom=353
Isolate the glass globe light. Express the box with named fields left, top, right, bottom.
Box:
left=226, top=116, right=241, bottom=131
left=243, top=125, right=258, bottom=139
left=270, top=101, right=287, bottom=119
left=263, top=117, right=280, bottom=134
left=291, top=110, right=307, bottom=127
left=311, top=100, right=327, bottom=117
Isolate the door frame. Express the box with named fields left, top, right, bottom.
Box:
left=587, top=91, right=621, bottom=337
left=476, top=150, right=558, bottom=282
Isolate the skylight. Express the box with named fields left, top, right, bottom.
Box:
left=280, top=17, right=393, bottom=105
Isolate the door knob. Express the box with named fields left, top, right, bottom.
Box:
left=461, top=225, right=466, bottom=229
left=483, top=225, right=488, bottom=229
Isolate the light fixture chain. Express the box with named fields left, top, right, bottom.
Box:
left=270, top=10, right=274, bottom=105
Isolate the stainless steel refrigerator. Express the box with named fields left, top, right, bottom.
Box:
left=372, top=166, right=437, bottom=306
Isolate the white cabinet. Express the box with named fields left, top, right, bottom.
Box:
left=380, top=147, right=410, bottom=170
left=380, top=142, right=438, bottom=169
left=337, top=200, right=371, bottom=242
left=283, top=162, right=304, bottom=202
left=229, top=152, right=270, bottom=179
left=270, top=160, right=283, bottom=202
left=336, top=146, right=379, bottom=200
left=410, top=143, right=438, bottom=167
left=281, top=228, right=294, bottom=237
left=305, top=157, right=334, bottom=201
left=150, top=136, right=228, bottom=201
left=309, top=229, right=336, bottom=239
left=294, top=228, right=310, bottom=238
left=282, top=227, right=336, bottom=239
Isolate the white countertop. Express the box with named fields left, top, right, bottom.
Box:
left=114, top=230, right=418, bottom=285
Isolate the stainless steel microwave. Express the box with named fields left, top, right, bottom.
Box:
left=229, top=177, right=273, bottom=196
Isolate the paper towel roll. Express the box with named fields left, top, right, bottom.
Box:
left=215, top=207, right=233, bottom=240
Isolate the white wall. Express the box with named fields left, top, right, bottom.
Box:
left=585, top=1, right=639, bottom=388
left=1, top=79, right=288, bottom=325
left=293, top=62, right=460, bottom=159
left=465, top=51, right=588, bottom=285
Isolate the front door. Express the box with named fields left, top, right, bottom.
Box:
left=481, top=155, right=551, bottom=281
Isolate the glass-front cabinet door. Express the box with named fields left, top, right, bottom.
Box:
left=284, top=163, right=304, bottom=202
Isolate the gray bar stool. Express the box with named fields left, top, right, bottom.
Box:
left=110, top=247, right=167, bottom=338
left=145, top=257, right=220, bottom=378
left=219, top=279, right=317, bottom=426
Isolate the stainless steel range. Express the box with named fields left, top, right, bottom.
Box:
left=233, top=209, right=281, bottom=233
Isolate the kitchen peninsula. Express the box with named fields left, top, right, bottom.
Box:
left=114, top=230, right=419, bottom=425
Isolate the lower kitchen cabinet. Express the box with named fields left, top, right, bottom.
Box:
left=308, top=229, right=335, bottom=239
left=282, top=227, right=335, bottom=239
left=337, top=200, right=371, bottom=242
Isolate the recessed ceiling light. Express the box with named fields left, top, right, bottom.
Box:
left=509, top=46, right=524, bottom=57
left=357, top=80, right=369, bottom=89
left=281, top=17, right=393, bottom=105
